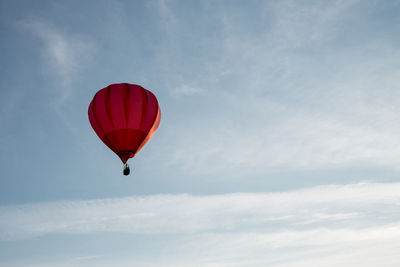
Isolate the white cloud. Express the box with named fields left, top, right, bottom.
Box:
left=19, top=226, right=400, bottom=266
left=1, top=182, right=400, bottom=266
left=165, top=226, right=400, bottom=267
left=165, top=98, right=400, bottom=174
left=171, top=84, right=205, bottom=97
left=1, top=182, right=399, bottom=240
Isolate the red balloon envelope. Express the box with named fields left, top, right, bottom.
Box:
left=88, top=83, right=161, bottom=173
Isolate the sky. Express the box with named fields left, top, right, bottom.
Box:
left=1, top=0, right=400, bottom=266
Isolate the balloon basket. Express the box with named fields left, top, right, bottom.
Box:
left=123, top=164, right=130, bottom=176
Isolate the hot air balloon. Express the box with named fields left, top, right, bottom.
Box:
left=88, top=83, right=161, bottom=175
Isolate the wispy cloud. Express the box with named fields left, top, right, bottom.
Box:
left=14, top=225, right=400, bottom=266
left=166, top=226, right=400, bottom=267
left=155, top=0, right=178, bottom=39
left=19, top=19, right=96, bottom=102
left=166, top=100, right=400, bottom=174
left=269, top=0, right=360, bottom=49
left=155, top=0, right=400, bottom=174
left=1, top=182, right=399, bottom=240
left=1, top=182, right=399, bottom=266
left=171, top=84, right=205, bottom=97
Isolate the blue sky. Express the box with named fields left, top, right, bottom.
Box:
left=1, top=0, right=400, bottom=266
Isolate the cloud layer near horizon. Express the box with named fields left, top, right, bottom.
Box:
left=1, top=182, right=400, bottom=265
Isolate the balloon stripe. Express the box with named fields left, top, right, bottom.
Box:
left=123, top=83, right=130, bottom=127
